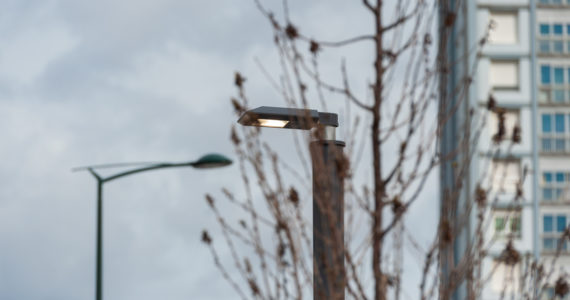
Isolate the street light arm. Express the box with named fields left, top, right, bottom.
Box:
left=102, top=162, right=194, bottom=183
left=88, top=168, right=103, bottom=182
left=76, top=152, right=231, bottom=300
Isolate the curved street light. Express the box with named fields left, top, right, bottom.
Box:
left=75, top=153, right=232, bottom=300
left=238, top=106, right=345, bottom=300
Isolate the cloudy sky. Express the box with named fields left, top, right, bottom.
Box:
left=0, top=1, right=439, bottom=299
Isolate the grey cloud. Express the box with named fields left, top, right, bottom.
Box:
left=0, top=1, right=440, bottom=299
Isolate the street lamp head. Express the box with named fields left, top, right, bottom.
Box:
left=191, top=153, right=233, bottom=169
left=237, top=106, right=338, bottom=129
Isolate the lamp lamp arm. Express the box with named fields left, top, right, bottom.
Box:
left=102, top=162, right=193, bottom=183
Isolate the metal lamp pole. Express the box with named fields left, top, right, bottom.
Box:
left=238, top=106, right=345, bottom=300
left=74, top=154, right=232, bottom=300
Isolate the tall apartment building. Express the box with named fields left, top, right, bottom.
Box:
left=440, top=1, right=570, bottom=299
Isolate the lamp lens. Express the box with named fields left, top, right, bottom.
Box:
left=258, top=119, right=289, bottom=128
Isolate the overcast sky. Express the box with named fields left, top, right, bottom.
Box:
left=0, top=1, right=439, bottom=299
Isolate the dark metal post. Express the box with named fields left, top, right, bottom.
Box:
left=311, top=140, right=345, bottom=300
left=76, top=157, right=231, bottom=300
left=96, top=179, right=103, bottom=300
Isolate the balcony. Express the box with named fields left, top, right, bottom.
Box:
left=537, top=38, right=570, bottom=57
left=541, top=234, right=569, bottom=254
left=538, top=86, right=570, bottom=104
left=541, top=185, right=570, bottom=203
left=539, top=135, right=570, bottom=153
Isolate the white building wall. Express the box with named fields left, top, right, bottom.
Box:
left=536, top=5, right=570, bottom=297
left=443, top=0, right=570, bottom=298
left=476, top=1, right=535, bottom=299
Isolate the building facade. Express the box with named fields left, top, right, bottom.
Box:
left=440, top=0, right=570, bottom=299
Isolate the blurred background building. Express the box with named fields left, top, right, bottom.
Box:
left=440, top=0, right=570, bottom=299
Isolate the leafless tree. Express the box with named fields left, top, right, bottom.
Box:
left=201, top=1, right=570, bottom=300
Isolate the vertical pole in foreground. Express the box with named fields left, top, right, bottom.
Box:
left=96, top=179, right=103, bottom=300
left=311, top=139, right=345, bottom=300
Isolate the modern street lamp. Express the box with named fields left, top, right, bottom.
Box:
left=74, top=153, right=232, bottom=300
left=238, top=106, right=345, bottom=300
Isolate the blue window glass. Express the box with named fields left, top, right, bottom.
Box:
left=555, top=139, right=566, bottom=151
left=540, top=24, right=550, bottom=35
left=554, top=67, right=564, bottom=84
left=557, top=188, right=563, bottom=199
left=568, top=24, right=570, bottom=34
left=544, top=188, right=553, bottom=200
left=568, top=68, right=570, bottom=83
left=555, top=114, right=565, bottom=132
left=541, top=65, right=551, bottom=84
left=556, top=172, right=565, bottom=182
left=554, top=89, right=565, bottom=102
left=543, top=114, right=552, bottom=133
left=540, top=40, right=550, bottom=53
left=557, top=216, right=566, bottom=232
left=554, top=41, right=564, bottom=53
left=554, top=24, right=564, bottom=35
left=544, top=238, right=554, bottom=250
left=544, top=215, right=553, bottom=232
left=545, top=172, right=553, bottom=182
left=542, top=138, right=552, bottom=151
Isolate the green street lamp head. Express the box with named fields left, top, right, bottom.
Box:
left=237, top=106, right=338, bottom=129
left=191, top=153, right=233, bottom=169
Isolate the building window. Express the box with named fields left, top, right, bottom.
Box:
left=542, top=171, right=570, bottom=202
left=539, top=0, right=568, bottom=4
left=544, top=215, right=553, bottom=232
left=490, top=160, right=520, bottom=194
left=554, top=40, right=564, bottom=53
left=541, top=65, right=551, bottom=84
left=488, top=12, right=518, bottom=44
left=539, top=0, right=570, bottom=4
left=537, top=23, right=570, bottom=55
left=539, top=64, right=570, bottom=103
left=540, top=113, right=570, bottom=153
left=554, top=67, right=564, bottom=84
left=490, top=260, right=520, bottom=293
left=556, top=114, right=566, bottom=132
left=543, top=214, right=569, bottom=252
left=554, top=23, right=564, bottom=35
left=493, top=210, right=522, bottom=238
left=558, top=215, right=567, bottom=232
left=490, top=61, right=519, bottom=90
left=540, top=23, right=550, bottom=35
left=488, top=109, right=520, bottom=142
left=543, top=173, right=554, bottom=200
left=542, top=114, right=552, bottom=133
left=539, top=40, right=550, bottom=53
